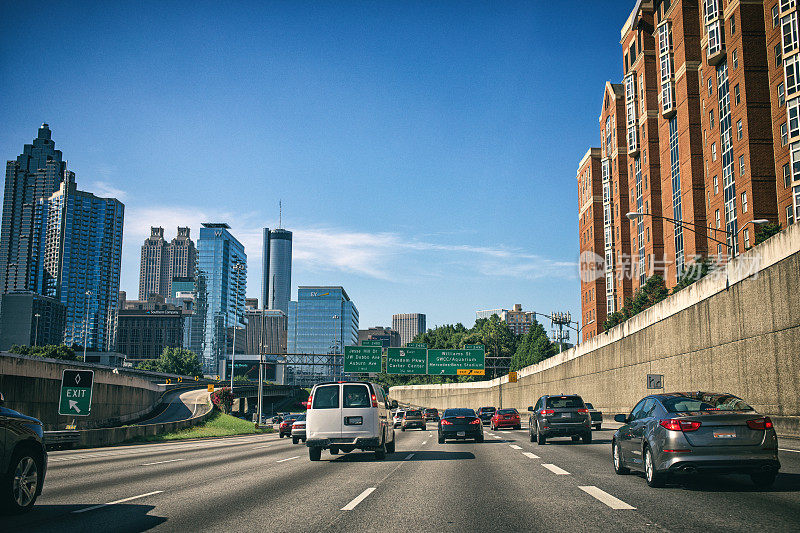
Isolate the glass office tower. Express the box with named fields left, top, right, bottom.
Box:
left=261, top=228, right=292, bottom=314
left=287, top=286, right=358, bottom=384
left=196, top=223, right=247, bottom=374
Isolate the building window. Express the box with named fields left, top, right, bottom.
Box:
left=742, top=191, right=748, bottom=213
left=776, top=44, right=783, bottom=68
left=789, top=205, right=796, bottom=224
left=734, top=84, right=740, bottom=105
left=774, top=4, right=780, bottom=28
left=782, top=122, right=789, bottom=146
left=710, top=109, right=715, bottom=128
left=743, top=228, right=750, bottom=248
left=708, top=77, right=713, bottom=95
left=715, top=209, right=721, bottom=228
left=785, top=163, right=792, bottom=188
left=789, top=98, right=800, bottom=137
left=732, top=49, right=738, bottom=70
left=714, top=175, right=719, bottom=194
left=737, top=119, right=743, bottom=140
left=783, top=11, right=799, bottom=55
left=779, top=82, right=786, bottom=106
left=731, top=14, right=736, bottom=35
left=739, top=154, right=746, bottom=176
left=712, top=142, right=717, bottom=161
left=787, top=55, right=800, bottom=96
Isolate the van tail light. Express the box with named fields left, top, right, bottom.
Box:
left=306, top=395, right=312, bottom=409
left=577, top=409, right=589, bottom=414
left=441, top=419, right=453, bottom=425
left=540, top=409, right=554, bottom=415
left=371, top=394, right=378, bottom=408
left=469, top=418, right=481, bottom=425
left=660, top=419, right=702, bottom=432
left=746, top=417, right=773, bottom=430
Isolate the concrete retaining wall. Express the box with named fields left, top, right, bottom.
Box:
left=0, top=353, right=165, bottom=431
left=391, top=224, right=800, bottom=438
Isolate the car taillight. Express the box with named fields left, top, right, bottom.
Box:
left=371, top=394, right=378, bottom=408
left=306, top=395, right=312, bottom=409
left=540, top=409, right=554, bottom=415
left=660, top=419, right=702, bottom=432
left=469, top=418, right=481, bottom=425
left=441, top=419, right=453, bottom=425
left=577, top=408, right=589, bottom=414
left=746, top=417, right=773, bottom=430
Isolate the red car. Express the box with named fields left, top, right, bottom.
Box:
left=490, top=408, right=521, bottom=430
left=279, top=414, right=302, bottom=438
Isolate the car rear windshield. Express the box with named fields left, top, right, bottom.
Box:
left=498, top=409, right=518, bottom=415
left=444, top=408, right=475, bottom=417
left=546, top=397, right=584, bottom=409
left=662, top=393, right=753, bottom=413
left=312, top=385, right=339, bottom=409
left=425, top=409, right=437, bottom=413
left=585, top=403, right=594, bottom=409
left=479, top=407, right=496, bottom=412
left=343, top=384, right=371, bottom=408
left=406, top=410, right=422, bottom=417
left=295, top=414, right=305, bottom=421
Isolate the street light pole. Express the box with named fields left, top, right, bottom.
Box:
left=83, top=290, right=93, bottom=362
left=33, top=313, right=41, bottom=347
left=230, top=261, right=245, bottom=392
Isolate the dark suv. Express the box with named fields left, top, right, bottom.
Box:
left=477, top=406, right=496, bottom=425
left=1, top=392, right=48, bottom=513
left=528, top=394, right=592, bottom=444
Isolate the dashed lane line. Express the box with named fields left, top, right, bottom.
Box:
left=341, top=488, right=376, bottom=511
left=276, top=456, right=301, bottom=463
left=779, top=448, right=800, bottom=453
left=405, top=453, right=415, bottom=460
left=72, top=491, right=163, bottom=514
left=509, top=444, right=522, bottom=450
left=579, top=486, right=636, bottom=510
left=522, top=452, right=540, bottom=459
left=421, top=441, right=427, bottom=445
left=140, top=458, right=185, bottom=466
left=541, top=464, right=570, bottom=475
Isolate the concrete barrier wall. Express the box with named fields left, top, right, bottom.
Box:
left=0, top=353, right=165, bottom=431
left=391, top=224, right=800, bottom=438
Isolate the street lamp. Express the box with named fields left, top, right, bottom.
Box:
left=33, top=313, right=41, bottom=347
left=83, top=290, right=93, bottom=362
left=230, top=261, right=245, bottom=392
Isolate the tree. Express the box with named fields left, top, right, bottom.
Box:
left=136, top=347, right=202, bottom=376
left=671, top=257, right=713, bottom=295
left=510, top=319, right=556, bottom=371
left=9, top=344, right=78, bottom=361
left=602, top=275, right=669, bottom=331
left=754, top=222, right=782, bottom=246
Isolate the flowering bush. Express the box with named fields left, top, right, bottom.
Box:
left=211, top=387, right=233, bottom=413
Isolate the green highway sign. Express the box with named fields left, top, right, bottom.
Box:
left=361, top=340, right=383, bottom=346
left=387, top=347, right=427, bottom=375
left=427, top=349, right=485, bottom=376
left=344, top=346, right=382, bottom=373
left=407, top=342, right=427, bottom=348
left=59, top=369, right=94, bottom=416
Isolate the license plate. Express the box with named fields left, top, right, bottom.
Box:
left=561, top=413, right=570, bottom=418
left=714, top=431, right=736, bottom=438
left=457, top=431, right=465, bottom=437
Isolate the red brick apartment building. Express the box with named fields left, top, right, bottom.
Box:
left=579, top=0, right=799, bottom=338
left=577, top=148, right=606, bottom=341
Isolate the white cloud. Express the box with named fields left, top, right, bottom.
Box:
left=86, top=181, right=128, bottom=201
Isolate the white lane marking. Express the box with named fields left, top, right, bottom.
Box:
left=579, top=486, right=636, bottom=510
left=276, top=456, right=301, bottom=463
left=341, top=487, right=376, bottom=511
left=541, top=464, right=570, bottom=475
left=405, top=453, right=415, bottom=460
left=140, top=458, right=185, bottom=466
left=779, top=448, right=800, bottom=453
left=421, top=441, right=427, bottom=445
left=72, top=491, right=163, bottom=514
left=251, top=444, right=273, bottom=449
left=509, top=444, right=522, bottom=450
left=523, top=452, right=540, bottom=459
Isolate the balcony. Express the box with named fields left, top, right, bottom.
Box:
left=706, top=19, right=726, bottom=66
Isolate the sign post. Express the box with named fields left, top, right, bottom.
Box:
left=386, top=347, right=427, bottom=375
left=344, top=346, right=382, bottom=373
left=427, top=349, right=485, bottom=376
left=58, top=369, right=94, bottom=416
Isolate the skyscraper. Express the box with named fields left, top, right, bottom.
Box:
left=32, top=180, right=124, bottom=350
left=169, top=227, right=196, bottom=289
left=261, top=227, right=292, bottom=314
left=1, top=124, right=69, bottom=294
left=138, top=226, right=196, bottom=300
left=392, top=313, right=426, bottom=346
left=195, top=223, right=247, bottom=374
left=577, top=148, right=607, bottom=340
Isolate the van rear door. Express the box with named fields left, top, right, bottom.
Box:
left=308, top=384, right=341, bottom=439
left=341, top=383, right=375, bottom=439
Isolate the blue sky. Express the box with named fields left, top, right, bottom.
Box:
left=0, top=1, right=633, bottom=333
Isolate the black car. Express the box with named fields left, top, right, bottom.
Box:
left=423, top=408, right=440, bottom=422
left=438, top=408, right=484, bottom=443
left=0, top=392, right=48, bottom=513
left=476, top=406, right=496, bottom=425
left=528, top=394, right=592, bottom=444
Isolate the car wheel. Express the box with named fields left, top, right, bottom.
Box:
left=292, top=436, right=299, bottom=445
left=612, top=440, right=630, bottom=475
left=309, top=447, right=322, bottom=461
left=582, top=431, right=592, bottom=444
left=476, top=434, right=484, bottom=443
left=279, top=433, right=285, bottom=438
left=374, top=443, right=386, bottom=460
left=644, top=447, right=665, bottom=487
left=401, top=426, right=406, bottom=432
left=515, top=425, right=521, bottom=430
left=595, top=424, right=602, bottom=430
left=3, top=449, right=42, bottom=514
left=329, top=447, right=339, bottom=455
left=438, top=434, right=445, bottom=444
left=571, top=435, right=580, bottom=442
left=536, top=424, right=546, bottom=445
left=529, top=426, right=535, bottom=442
left=386, top=437, right=396, bottom=454
left=751, top=472, right=777, bottom=489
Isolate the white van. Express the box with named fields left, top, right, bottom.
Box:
left=305, top=381, right=397, bottom=461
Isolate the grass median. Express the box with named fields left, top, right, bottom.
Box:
left=128, top=411, right=274, bottom=443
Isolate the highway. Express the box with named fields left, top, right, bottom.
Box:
left=7, top=422, right=800, bottom=532
left=136, top=389, right=211, bottom=425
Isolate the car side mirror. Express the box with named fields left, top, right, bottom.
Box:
left=390, top=400, right=398, bottom=409
left=527, top=406, right=534, bottom=412
left=614, top=414, right=628, bottom=423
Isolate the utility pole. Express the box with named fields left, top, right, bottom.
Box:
left=33, top=313, right=41, bottom=347
left=83, top=290, right=93, bottom=362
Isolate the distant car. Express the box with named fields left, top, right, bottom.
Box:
left=392, top=410, right=405, bottom=428
left=585, top=403, right=603, bottom=430
left=0, top=392, right=48, bottom=513
left=402, top=409, right=426, bottom=431
left=476, top=406, right=496, bottom=425
left=279, top=414, right=302, bottom=438
left=528, top=394, right=592, bottom=444
left=438, top=408, right=484, bottom=443
left=612, top=392, right=781, bottom=488
left=424, top=408, right=439, bottom=422
left=291, top=414, right=307, bottom=444
left=490, top=408, right=521, bottom=430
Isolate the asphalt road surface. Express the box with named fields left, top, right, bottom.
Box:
left=136, top=389, right=211, bottom=425
left=7, top=423, right=800, bottom=532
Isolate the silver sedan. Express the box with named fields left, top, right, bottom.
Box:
left=612, top=392, right=780, bottom=488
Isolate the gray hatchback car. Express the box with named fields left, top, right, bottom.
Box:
left=612, top=392, right=780, bottom=488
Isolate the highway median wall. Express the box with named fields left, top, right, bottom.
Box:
left=390, top=224, right=800, bottom=439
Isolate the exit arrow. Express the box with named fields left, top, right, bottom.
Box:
left=69, top=400, right=81, bottom=413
